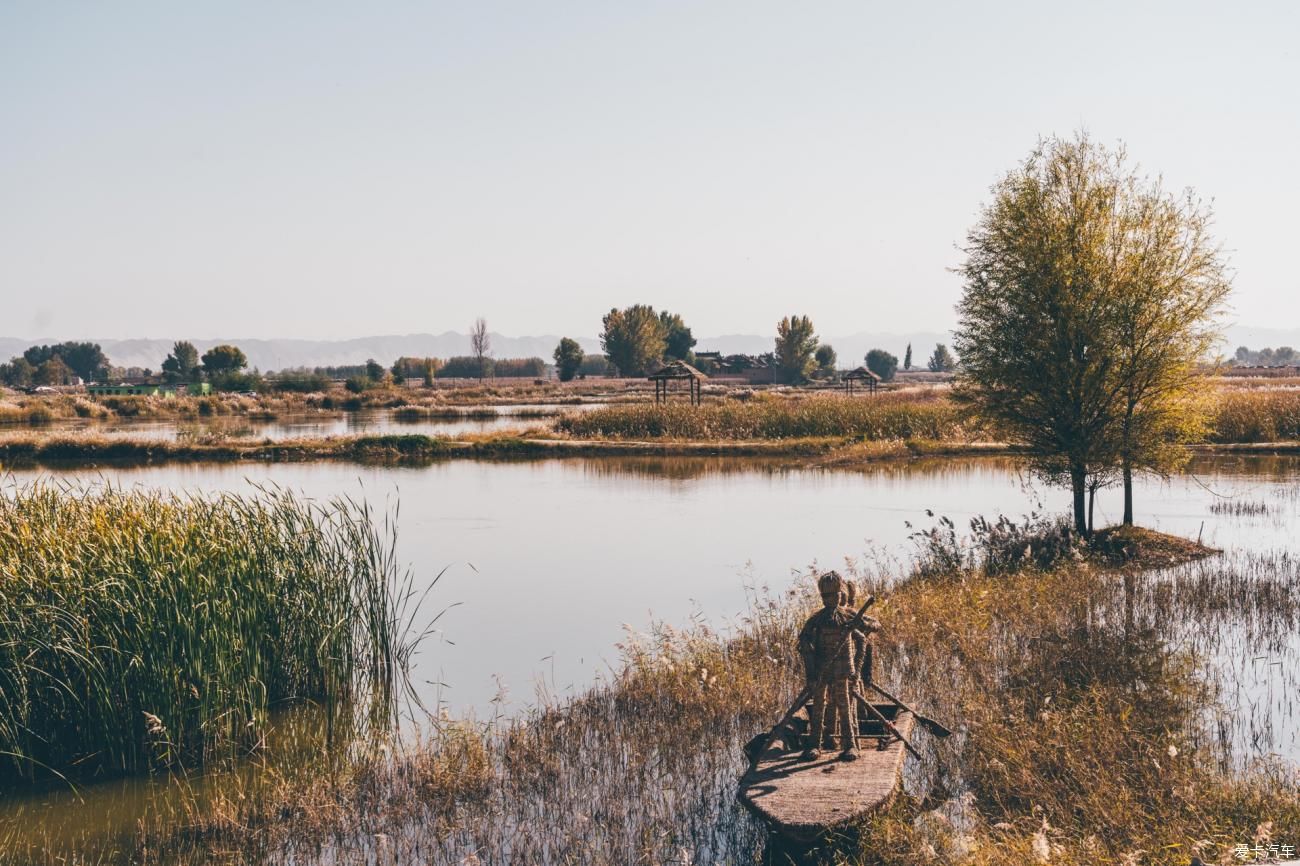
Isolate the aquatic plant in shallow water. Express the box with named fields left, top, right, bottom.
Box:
left=0, top=481, right=417, bottom=790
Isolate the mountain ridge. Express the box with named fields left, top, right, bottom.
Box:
left=1, top=325, right=1292, bottom=373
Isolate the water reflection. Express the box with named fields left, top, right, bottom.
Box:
left=0, top=702, right=341, bottom=858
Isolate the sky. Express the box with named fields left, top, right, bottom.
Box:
left=2, top=1, right=1297, bottom=341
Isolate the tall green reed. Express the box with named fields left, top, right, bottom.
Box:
left=0, top=481, right=413, bottom=791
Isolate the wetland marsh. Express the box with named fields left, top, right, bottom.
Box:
left=2, top=452, right=1298, bottom=863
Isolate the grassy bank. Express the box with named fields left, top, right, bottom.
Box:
left=42, top=521, right=1295, bottom=866
left=0, top=431, right=474, bottom=465
left=0, top=430, right=898, bottom=467
left=0, top=484, right=412, bottom=792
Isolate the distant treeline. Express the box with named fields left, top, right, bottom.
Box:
left=273, top=354, right=616, bottom=388
left=435, top=356, right=545, bottom=379
left=1232, top=346, right=1299, bottom=367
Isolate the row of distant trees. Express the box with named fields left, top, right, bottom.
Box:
left=541, top=306, right=960, bottom=384
left=1232, top=346, right=1298, bottom=367
left=0, top=315, right=958, bottom=392
left=0, top=342, right=111, bottom=388
left=0, top=341, right=248, bottom=389
left=0, top=329, right=954, bottom=393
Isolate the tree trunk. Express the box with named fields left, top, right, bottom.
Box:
left=1122, top=461, right=1134, bottom=526
left=1088, top=484, right=1096, bottom=535
left=1070, top=467, right=1089, bottom=538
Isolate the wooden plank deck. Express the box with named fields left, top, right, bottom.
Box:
left=738, top=703, right=914, bottom=839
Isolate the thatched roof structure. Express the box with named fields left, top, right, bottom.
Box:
left=648, top=360, right=706, bottom=404
left=843, top=366, right=881, bottom=382
left=647, top=360, right=708, bottom=381
left=842, top=366, right=881, bottom=395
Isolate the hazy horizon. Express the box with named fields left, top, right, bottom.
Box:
left=4, top=2, right=1298, bottom=341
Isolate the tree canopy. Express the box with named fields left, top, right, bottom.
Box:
left=0, top=358, right=36, bottom=388
left=774, top=315, right=818, bottom=384
left=553, top=338, right=585, bottom=382
left=658, top=312, right=696, bottom=362
left=22, top=342, right=108, bottom=382
left=392, top=356, right=441, bottom=385
left=814, top=344, right=837, bottom=377
left=161, top=341, right=200, bottom=382
left=35, top=356, right=74, bottom=386
left=865, top=349, right=899, bottom=382
left=201, top=345, right=248, bottom=376
left=601, top=305, right=666, bottom=376
left=927, top=344, right=956, bottom=372
left=955, top=132, right=1230, bottom=535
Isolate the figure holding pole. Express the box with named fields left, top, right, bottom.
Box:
left=797, top=571, right=880, bottom=761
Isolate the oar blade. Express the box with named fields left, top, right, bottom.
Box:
left=916, top=716, right=953, bottom=738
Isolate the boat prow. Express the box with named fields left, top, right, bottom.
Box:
left=738, top=701, right=913, bottom=840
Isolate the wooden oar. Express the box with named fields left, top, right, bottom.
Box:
left=746, top=595, right=876, bottom=773
left=851, top=683, right=921, bottom=759
left=865, top=681, right=953, bottom=739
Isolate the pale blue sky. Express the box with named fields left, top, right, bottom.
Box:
left=2, top=1, right=1296, bottom=340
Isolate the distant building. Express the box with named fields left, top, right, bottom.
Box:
left=87, top=382, right=211, bottom=398
left=693, top=352, right=777, bottom=384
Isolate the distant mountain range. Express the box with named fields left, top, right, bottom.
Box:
left=0, top=333, right=602, bottom=373
left=1, top=325, right=1294, bottom=372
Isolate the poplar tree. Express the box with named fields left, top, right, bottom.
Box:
left=774, top=315, right=818, bottom=384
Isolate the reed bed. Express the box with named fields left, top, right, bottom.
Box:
left=1208, top=389, right=1300, bottom=443
left=554, top=392, right=972, bottom=441
left=0, top=482, right=413, bottom=792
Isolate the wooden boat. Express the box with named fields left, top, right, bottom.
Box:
left=737, top=698, right=914, bottom=840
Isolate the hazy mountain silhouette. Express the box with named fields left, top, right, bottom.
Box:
left=1, top=325, right=1292, bottom=373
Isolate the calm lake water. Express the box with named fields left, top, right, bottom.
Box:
left=4, top=454, right=1297, bottom=716
left=2, top=452, right=1298, bottom=856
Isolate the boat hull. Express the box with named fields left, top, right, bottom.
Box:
left=737, top=700, right=914, bottom=840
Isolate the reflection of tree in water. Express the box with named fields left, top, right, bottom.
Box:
left=564, top=452, right=1300, bottom=492
left=871, top=551, right=1300, bottom=861
left=1143, top=553, right=1300, bottom=770
left=1188, top=453, right=1300, bottom=486
left=569, top=454, right=1028, bottom=484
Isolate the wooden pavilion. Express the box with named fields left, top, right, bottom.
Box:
left=648, top=360, right=706, bottom=406
left=842, top=366, right=881, bottom=395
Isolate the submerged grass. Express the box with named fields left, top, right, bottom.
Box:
left=0, top=483, right=413, bottom=792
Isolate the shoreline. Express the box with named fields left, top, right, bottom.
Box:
left=4, top=430, right=1300, bottom=470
